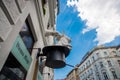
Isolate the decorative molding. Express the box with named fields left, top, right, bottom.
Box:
left=0, top=7, right=12, bottom=42
left=0, top=0, right=20, bottom=24
left=34, top=0, right=47, bottom=45
left=15, top=0, right=26, bottom=13
left=27, top=14, right=38, bottom=41
left=48, top=0, right=55, bottom=27
left=79, top=56, right=120, bottom=75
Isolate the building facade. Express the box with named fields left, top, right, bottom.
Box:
left=66, top=66, right=80, bottom=80
left=0, top=0, right=59, bottom=80
left=78, top=46, right=120, bottom=80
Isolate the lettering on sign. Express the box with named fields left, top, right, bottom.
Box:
left=16, top=42, right=24, bottom=56
left=16, top=42, right=30, bottom=64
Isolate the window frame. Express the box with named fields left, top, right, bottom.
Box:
left=107, top=60, right=112, bottom=67
left=0, top=53, right=27, bottom=80
left=20, top=15, right=37, bottom=55
left=111, top=70, right=118, bottom=79
left=103, top=72, right=109, bottom=80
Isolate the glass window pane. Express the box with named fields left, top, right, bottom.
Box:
left=0, top=53, right=27, bottom=80
left=20, top=20, right=35, bottom=55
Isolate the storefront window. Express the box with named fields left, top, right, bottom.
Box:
left=0, top=53, right=27, bottom=80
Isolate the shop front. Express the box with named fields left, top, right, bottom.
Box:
left=0, top=35, right=32, bottom=80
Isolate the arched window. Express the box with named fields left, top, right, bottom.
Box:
left=102, top=72, right=109, bottom=80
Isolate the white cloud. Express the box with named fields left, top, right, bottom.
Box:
left=67, top=0, right=120, bottom=45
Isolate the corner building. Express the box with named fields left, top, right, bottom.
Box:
left=0, top=0, right=59, bottom=80
left=66, top=67, right=80, bottom=80
left=78, top=46, right=120, bottom=80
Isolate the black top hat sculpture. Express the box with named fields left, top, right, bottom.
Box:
left=42, top=45, right=70, bottom=68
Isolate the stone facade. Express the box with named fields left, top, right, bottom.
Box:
left=78, top=46, right=120, bottom=80
left=0, top=0, right=59, bottom=80
left=66, top=67, right=80, bottom=80
left=65, top=46, right=120, bottom=80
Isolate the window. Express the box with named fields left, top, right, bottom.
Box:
left=88, top=70, right=90, bottom=76
left=97, top=74, right=101, bottom=80
left=103, top=72, right=109, bottom=80
left=112, top=50, right=117, bottom=56
left=90, top=68, right=93, bottom=74
left=107, top=60, right=112, bottom=67
left=80, top=68, right=82, bottom=71
left=112, top=51, right=116, bottom=53
left=83, top=65, right=85, bottom=69
left=82, top=66, right=84, bottom=71
left=111, top=71, right=117, bottom=79
left=88, top=60, right=90, bottom=66
left=104, top=51, right=107, bottom=55
left=86, top=63, right=88, bottom=67
left=84, top=72, right=86, bottom=77
left=96, top=53, right=99, bottom=58
left=118, top=60, right=120, bottom=66
left=20, top=19, right=35, bottom=55
left=92, top=56, right=95, bottom=61
left=80, top=76, right=82, bottom=79
left=0, top=53, right=27, bottom=80
left=99, top=62, right=104, bottom=68
left=82, top=74, right=84, bottom=79
left=95, top=65, right=98, bottom=70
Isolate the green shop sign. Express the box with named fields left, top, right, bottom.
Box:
left=11, top=35, right=32, bottom=71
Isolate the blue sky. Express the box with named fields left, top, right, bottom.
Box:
left=54, top=0, right=120, bottom=80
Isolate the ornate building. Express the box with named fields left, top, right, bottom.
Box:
left=0, top=0, right=59, bottom=80
left=78, top=46, right=120, bottom=80
left=66, top=66, right=80, bottom=80
left=65, top=45, right=120, bottom=80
